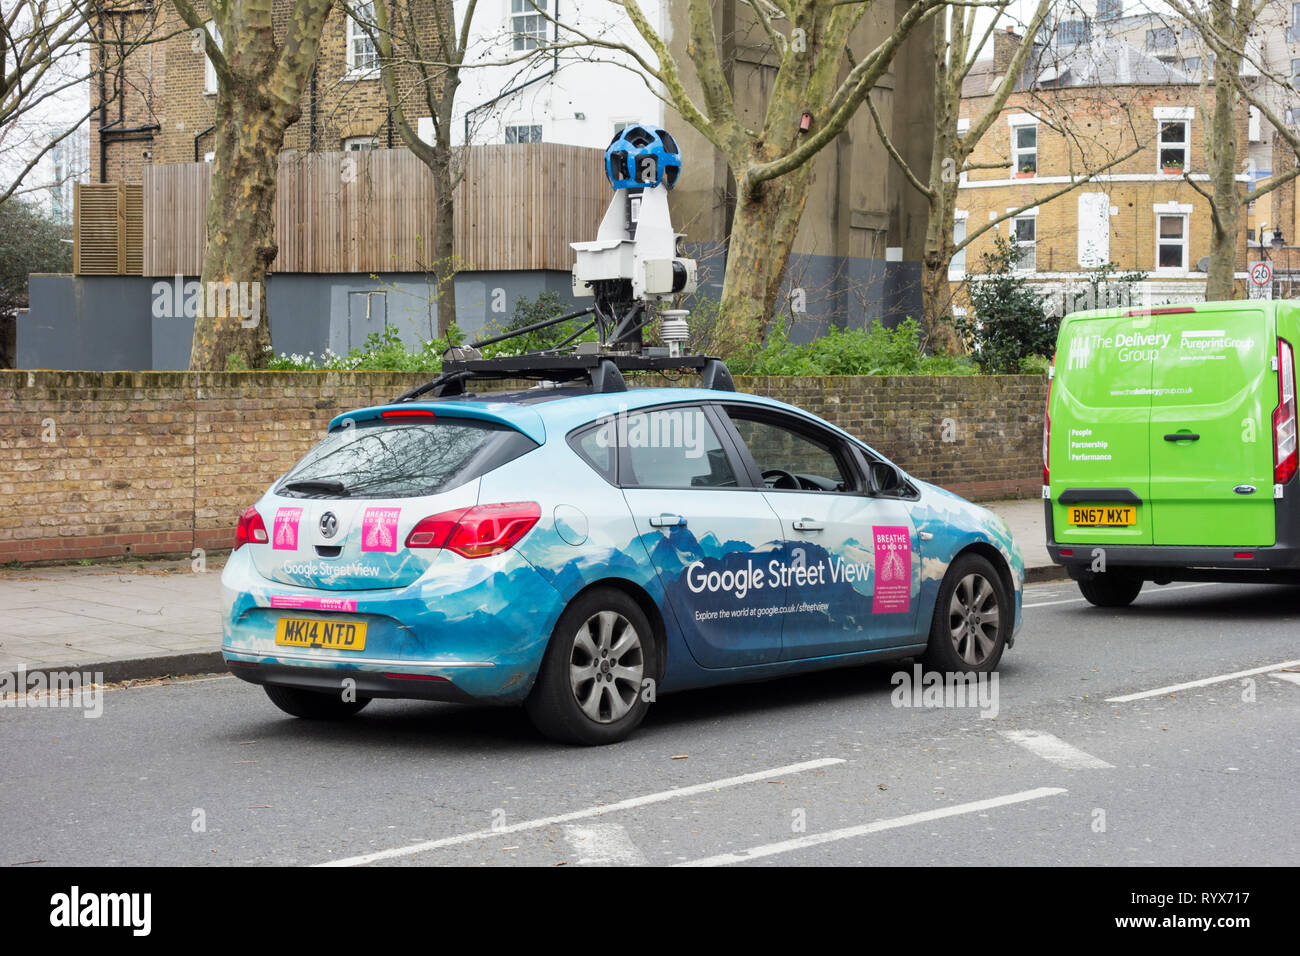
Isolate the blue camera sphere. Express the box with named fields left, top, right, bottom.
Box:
left=604, top=124, right=682, bottom=190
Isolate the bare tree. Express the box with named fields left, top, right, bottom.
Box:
left=171, top=0, right=335, bottom=370
left=338, top=0, right=479, bottom=337
left=1161, top=0, right=1300, bottom=298
left=528, top=0, right=947, bottom=355
left=0, top=1, right=155, bottom=205
left=868, top=1, right=1147, bottom=352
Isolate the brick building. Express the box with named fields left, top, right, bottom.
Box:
left=92, top=1, right=430, bottom=184
left=953, top=27, right=1251, bottom=313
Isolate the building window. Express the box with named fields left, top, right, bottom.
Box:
left=1157, top=214, right=1189, bottom=271
left=1146, top=27, right=1176, bottom=50
left=203, top=21, right=221, bottom=94
left=950, top=218, right=967, bottom=279
left=1096, top=0, right=1122, bottom=19
left=347, top=4, right=378, bottom=75
left=1012, top=125, right=1037, bottom=175
left=511, top=0, right=549, bottom=51
left=1158, top=120, right=1189, bottom=172
left=1058, top=19, right=1090, bottom=46
left=505, top=124, right=542, bottom=143
left=1181, top=57, right=1200, bottom=74
left=1012, top=215, right=1036, bottom=272
left=1289, top=4, right=1300, bottom=42
left=1292, top=58, right=1300, bottom=92
left=343, top=136, right=377, bottom=151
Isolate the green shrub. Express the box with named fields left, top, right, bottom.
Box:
left=731, top=316, right=977, bottom=376
left=959, top=234, right=1058, bottom=374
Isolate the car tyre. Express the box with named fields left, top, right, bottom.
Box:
left=1076, top=569, right=1143, bottom=608
left=526, top=588, right=656, bottom=746
left=921, top=553, right=1011, bottom=673
left=263, top=683, right=371, bottom=719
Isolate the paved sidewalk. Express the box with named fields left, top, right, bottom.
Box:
left=0, top=560, right=226, bottom=680
left=0, top=498, right=1059, bottom=683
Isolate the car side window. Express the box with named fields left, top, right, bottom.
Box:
left=568, top=419, right=617, bottom=484
left=620, top=407, right=738, bottom=489
left=725, top=410, right=855, bottom=493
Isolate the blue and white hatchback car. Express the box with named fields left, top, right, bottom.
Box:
left=221, top=383, right=1024, bottom=744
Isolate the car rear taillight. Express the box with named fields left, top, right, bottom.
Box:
left=1043, top=356, right=1054, bottom=485
left=405, top=502, right=541, bottom=558
left=234, top=506, right=268, bottom=549
left=405, top=508, right=470, bottom=549
left=1274, top=339, right=1297, bottom=485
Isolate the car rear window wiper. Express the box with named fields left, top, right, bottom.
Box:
left=280, top=479, right=351, bottom=496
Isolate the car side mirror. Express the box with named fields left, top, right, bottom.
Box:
left=870, top=460, right=903, bottom=497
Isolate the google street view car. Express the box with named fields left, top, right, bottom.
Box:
left=220, top=349, right=1025, bottom=744
left=220, top=123, right=1024, bottom=744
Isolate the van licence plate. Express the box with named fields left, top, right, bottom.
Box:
left=1068, top=505, right=1136, bottom=527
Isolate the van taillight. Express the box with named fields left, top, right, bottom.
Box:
left=405, top=502, right=541, bottom=558
left=1274, top=339, right=1297, bottom=485
left=1043, top=357, right=1054, bottom=484
left=234, top=506, right=268, bottom=549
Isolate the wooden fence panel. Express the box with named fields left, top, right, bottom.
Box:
left=134, top=144, right=605, bottom=277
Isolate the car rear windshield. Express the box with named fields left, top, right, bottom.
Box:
left=276, top=417, right=536, bottom=499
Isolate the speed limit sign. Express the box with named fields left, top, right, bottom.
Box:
left=1251, top=261, right=1273, bottom=287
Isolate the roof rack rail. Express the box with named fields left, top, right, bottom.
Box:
left=394, top=351, right=734, bottom=402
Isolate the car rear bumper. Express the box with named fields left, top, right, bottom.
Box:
left=219, top=546, right=565, bottom=703
left=225, top=657, right=482, bottom=704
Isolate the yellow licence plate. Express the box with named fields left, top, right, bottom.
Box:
left=1069, top=505, right=1136, bottom=527
left=274, top=617, right=367, bottom=651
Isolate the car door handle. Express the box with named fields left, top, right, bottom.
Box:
left=649, top=513, right=686, bottom=528
left=792, top=519, right=824, bottom=532
left=1163, top=433, right=1201, bottom=442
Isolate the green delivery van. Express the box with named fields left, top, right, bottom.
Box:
left=1045, top=300, right=1300, bottom=606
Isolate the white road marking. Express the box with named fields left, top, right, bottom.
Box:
left=563, top=823, right=648, bottom=866
left=1269, top=671, right=1300, bottom=687
left=675, top=787, right=1067, bottom=867
left=1023, top=582, right=1213, bottom=608
left=1105, top=659, right=1300, bottom=703
left=317, top=757, right=846, bottom=867
left=999, top=730, right=1113, bottom=769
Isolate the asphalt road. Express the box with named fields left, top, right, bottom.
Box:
left=3, top=579, right=1299, bottom=867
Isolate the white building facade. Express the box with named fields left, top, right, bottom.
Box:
left=447, top=0, right=669, bottom=148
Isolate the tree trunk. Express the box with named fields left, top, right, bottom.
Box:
left=1203, top=0, right=1244, bottom=301
left=714, top=169, right=812, bottom=356
left=432, top=126, right=457, bottom=337
left=189, top=97, right=286, bottom=369
left=921, top=257, right=960, bottom=354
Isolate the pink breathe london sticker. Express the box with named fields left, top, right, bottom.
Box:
left=272, top=507, right=303, bottom=551
left=361, top=507, right=401, bottom=553
left=872, top=526, right=912, bottom=613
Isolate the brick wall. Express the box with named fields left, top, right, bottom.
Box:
left=0, top=372, right=1047, bottom=564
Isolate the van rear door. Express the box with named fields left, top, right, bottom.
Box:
left=1147, top=308, right=1276, bottom=546
left=1050, top=312, right=1156, bottom=546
